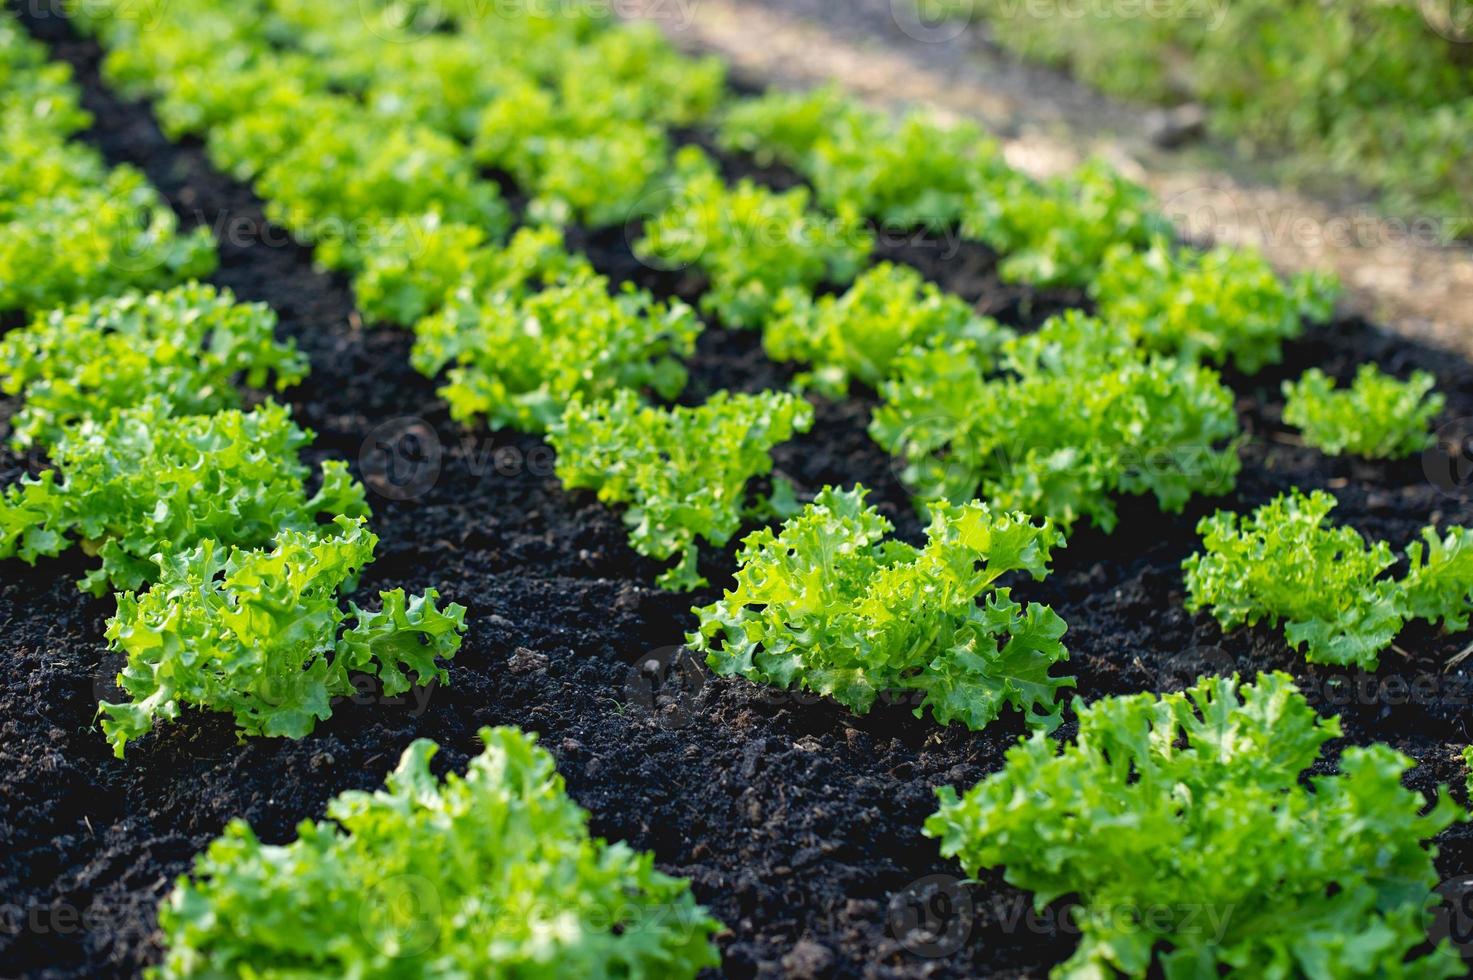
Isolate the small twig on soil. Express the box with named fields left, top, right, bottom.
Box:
left=1391, top=644, right=1413, bottom=659
left=1269, top=431, right=1305, bottom=446
left=1446, top=639, right=1473, bottom=671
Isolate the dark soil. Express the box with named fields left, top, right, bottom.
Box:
left=5, top=7, right=1473, bottom=980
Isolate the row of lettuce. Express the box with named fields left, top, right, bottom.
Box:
left=9, top=2, right=1472, bottom=977
left=0, top=9, right=728, bottom=978
left=1, top=13, right=468, bottom=755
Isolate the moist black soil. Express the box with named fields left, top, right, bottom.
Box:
left=6, top=8, right=1473, bottom=980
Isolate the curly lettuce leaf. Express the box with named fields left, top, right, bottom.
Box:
left=691, top=486, right=1072, bottom=729
left=100, top=516, right=466, bottom=755
left=0, top=398, right=367, bottom=595
left=549, top=389, right=814, bottom=590
left=151, top=726, right=721, bottom=977
left=0, top=283, right=306, bottom=448
left=926, top=672, right=1466, bottom=979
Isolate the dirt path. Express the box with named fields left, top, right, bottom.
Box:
left=630, top=0, right=1473, bottom=356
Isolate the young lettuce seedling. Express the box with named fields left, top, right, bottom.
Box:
left=1282, top=364, right=1443, bottom=458
left=690, top=486, right=1072, bottom=730
left=151, top=727, right=721, bottom=976
left=872, top=311, right=1241, bottom=534
left=100, top=516, right=466, bottom=756
left=0, top=398, right=367, bottom=596
left=927, top=672, right=1466, bottom=979
left=0, top=283, right=306, bottom=448
left=549, top=389, right=814, bottom=591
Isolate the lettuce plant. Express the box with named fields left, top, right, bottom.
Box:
left=763, top=262, right=1013, bottom=397
left=549, top=390, right=815, bottom=590
left=356, top=222, right=593, bottom=328
left=152, top=727, right=722, bottom=977
left=557, top=23, right=726, bottom=127
left=0, top=137, right=107, bottom=215
left=965, top=159, right=1171, bottom=288
left=1183, top=489, right=1405, bottom=668
left=1187, top=490, right=1473, bottom=665
left=1400, top=525, right=1473, bottom=632
left=0, top=19, right=90, bottom=139
left=717, top=85, right=861, bottom=167
left=0, top=399, right=367, bottom=595
left=352, top=217, right=494, bottom=326
left=2, top=17, right=89, bottom=174
left=471, top=77, right=672, bottom=228
left=0, top=165, right=217, bottom=314
left=811, top=111, right=1008, bottom=232
left=926, top=672, right=1465, bottom=980
left=719, top=87, right=1007, bottom=231
left=197, top=84, right=348, bottom=180
left=690, top=486, right=1072, bottom=730
left=0, top=283, right=306, bottom=448
left=871, top=312, right=1240, bottom=533
left=1282, top=365, right=1443, bottom=458
left=254, top=117, right=510, bottom=272
left=1093, top=238, right=1340, bottom=373
left=636, top=147, right=872, bottom=329
left=411, top=276, right=702, bottom=433
left=100, top=516, right=465, bottom=755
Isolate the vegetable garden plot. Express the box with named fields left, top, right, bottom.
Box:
left=5, top=3, right=1473, bottom=979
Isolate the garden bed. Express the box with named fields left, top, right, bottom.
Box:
left=5, top=6, right=1473, bottom=979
